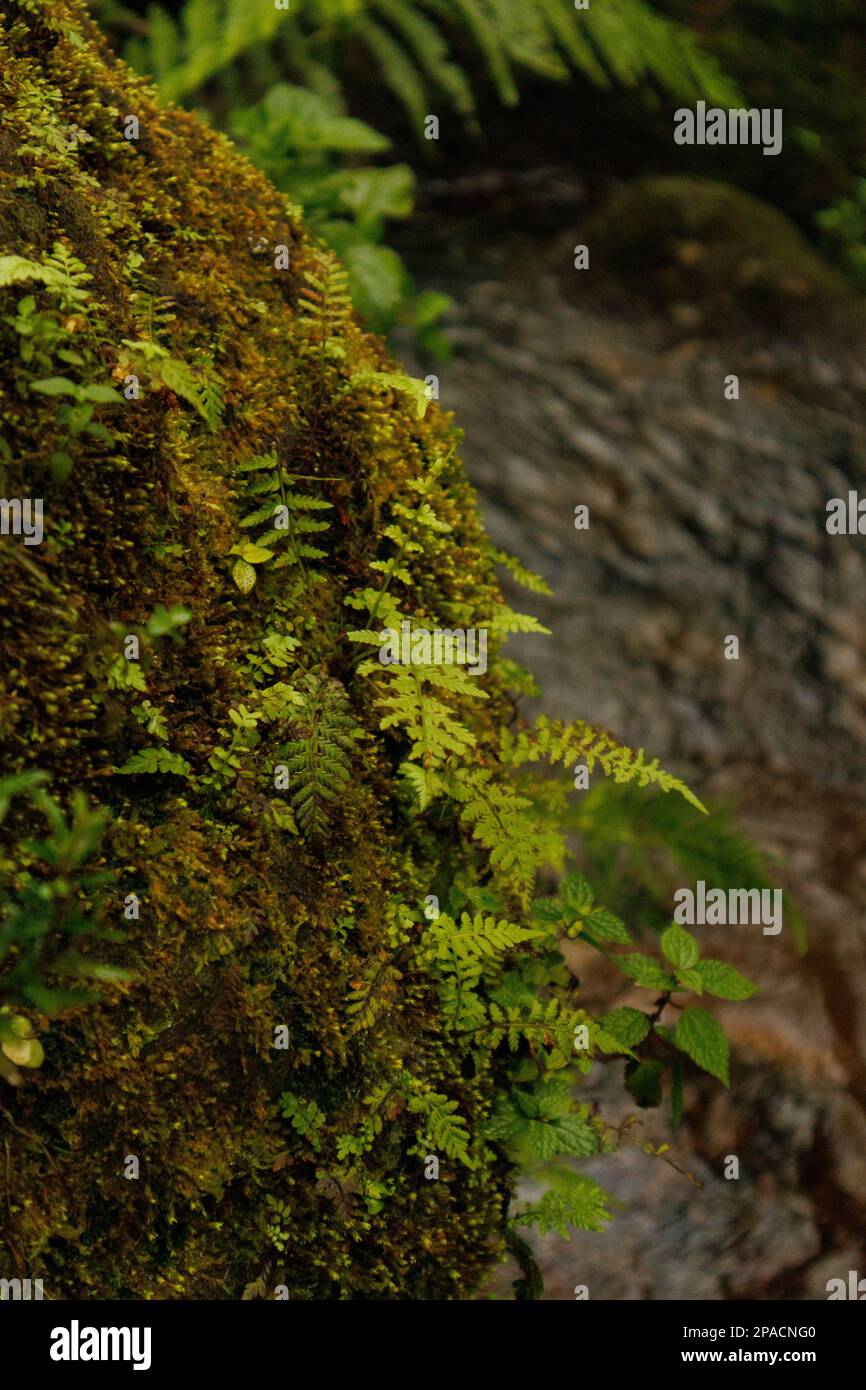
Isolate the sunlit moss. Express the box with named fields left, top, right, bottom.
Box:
left=0, top=0, right=514, bottom=1299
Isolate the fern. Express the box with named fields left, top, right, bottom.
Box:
left=487, top=545, right=553, bottom=595
left=482, top=601, right=550, bottom=641
left=450, top=768, right=563, bottom=906
left=479, top=994, right=624, bottom=1068
left=120, top=339, right=224, bottom=431
left=116, top=747, right=192, bottom=776
left=422, top=910, right=542, bottom=966
left=514, top=1171, right=613, bottom=1236
left=407, top=1087, right=472, bottom=1166
left=0, top=254, right=63, bottom=291
left=276, top=672, right=363, bottom=838
left=573, top=783, right=806, bottom=948
left=298, top=261, right=353, bottom=363
left=231, top=452, right=333, bottom=589
left=0, top=242, right=92, bottom=312
left=343, top=369, right=429, bottom=419
left=345, top=954, right=404, bottom=1034
left=503, top=714, right=708, bottom=812
left=119, top=0, right=740, bottom=132
left=373, top=662, right=482, bottom=769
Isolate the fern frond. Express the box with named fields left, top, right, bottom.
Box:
left=374, top=0, right=476, bottom=117
left=446, top=0, right=519, bottom=105
left=514, top=1172, right=613, bottom=1236
left=422, top=910, right=541, bottom=966
left=483, top=602, right=550, bottom=639
left=451, top=768, right=564, bottom=905
left=345, top=953, right=403, bottom=1034
left=408, top=1087, right=473, bottom=1165
left=353, top=16, right=430, bottom=132
left=376, top=664, right=478, bottom=767
left=503, top=715, right=707, bottom=812
left=488, top=546, right=553, bottom=595
left=277, top=673, right=362, bottom=838
left=343, top=369, right=429, bottom=419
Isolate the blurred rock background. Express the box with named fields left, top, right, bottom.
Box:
left=397, top=167, right=866, bottom=1299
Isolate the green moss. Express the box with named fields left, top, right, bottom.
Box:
left=0, top=0, right=523, bottom=1300
left=588, top=175, right=852, bottom=325
left=0, top=2, right=724, bottom=1301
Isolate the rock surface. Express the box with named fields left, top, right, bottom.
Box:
left=401, top=174, right=866, bottom=1299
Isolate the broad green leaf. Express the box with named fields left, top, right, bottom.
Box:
left=81, top=383, right=123, bottom=404
left=344, top=243, right=405, bottom=333
left=582, top=906, right=632, bottom=945
left=29, top=375, right=77, bottom=396
left=232, top=542, right=274, bottom=564
left=600, top=1006, right=651, bottom=1049
left=675, top=966, right=704, bottom=994
left=615, top=954, right=676, bottom=991
left=661, top=923, right=700, bottom=971
left=674, top=1007, right=729, bottom=1086
left=560, top=872, right=594, bottom=913
left=531, top=898, right=564, bottom=926
left=695, top=959, right=759, bottom=1000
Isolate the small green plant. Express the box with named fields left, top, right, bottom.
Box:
left=231, top=83, right=449, bottom=345
left=0, top=772, right=129, bottom=1084
left=230, top=451, right=334, bottom=592
left=816, top=174, right=866, bottom=290
left=118, top=338, right=224, bottom=431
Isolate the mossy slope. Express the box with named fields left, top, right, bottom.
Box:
left=0, top=0, right=519, bottom=1299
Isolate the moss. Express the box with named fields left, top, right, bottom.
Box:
left=0, top=0, right=519, bottom=1299
left=587, top=175, right=853, bottom=329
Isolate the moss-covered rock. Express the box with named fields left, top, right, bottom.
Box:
left=0, top=0, right=528, bottom=1299
left=0, top=1, right=721, bottom=1302
left=587, top=176, right=852, bottom=329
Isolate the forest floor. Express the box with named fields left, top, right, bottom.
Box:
left=398, top=166, right=866, bottom=1299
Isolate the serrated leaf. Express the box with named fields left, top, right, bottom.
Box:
left=560, top=872, right=594, bottom=913
left=674, top=1007, right=729, bottom=1086
left=675, top=966, right=704, bottom=994
left=582, top=907, right=632, bottom=945
left=695, top=959, right=759, bottom=1000
left=615, top=954, right=677, bottom=991
left=661, top=923, right=700, bottom=971
left=600, top=1006, right=651, bottom=1049
left=531, top=898, right=564, bottom=926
